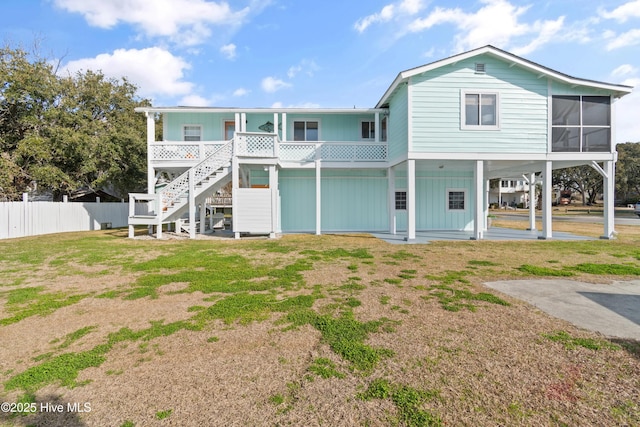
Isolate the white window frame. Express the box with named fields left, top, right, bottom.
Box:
left=461, top=90, right=500, bottom=130
left=446, top=188, right=467, bottom=212
left=183, top=125, right=202, bottom=141
left=292, top=119, right=320, bottom=141
left=361, top=120, right=375, bottom=140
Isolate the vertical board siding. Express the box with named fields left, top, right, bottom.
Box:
left=279, top=170, right=316, bottom=232
left=550, top=81, right=613, bottom=96
left=320, top=170, right=388, bottom=231
left=279, top=169, right=388, bottom=232
left=388, top=84, right=409, bottom=161
left=410, top=55, right=549, bottom=153
left=284, top=113, right=379, bottom=142
left=235, top=189, right=272, bottom=232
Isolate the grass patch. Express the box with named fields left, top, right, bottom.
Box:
left=286, top=310, right=394, bottom=373
left=573, top=263, right=640, bottom=275
left=308, top=357, right=345, bottom=379
left=358, top=378, right=442, bottom=426
left=424, top=270, right=471, bottom=285
left=517, top=264, right=574, bottom=277
left=424, top=285, right=510, bottom=312
left=542, top=330, right=620, bottom=351
left=155, top=409, right=172, bottom=420
left=57, top=326, right=97, bottom=349
left=0, top=287, right=89, bottom=326
left=468, top=260, right=500, bottom=267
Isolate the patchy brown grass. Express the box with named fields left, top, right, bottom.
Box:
left=0, top=224, right=639, bottom=426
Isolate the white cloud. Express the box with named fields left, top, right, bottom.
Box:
left=612, top=64, right=638, bottom=77
left=408, top=0, right=564, bottom=53
left=178, top=94, right=209, bottom=106
left=354, top=4, right=396, bottom=33
left=220, top=43, right=237, bottom=60
left=601, top=0, right=640, bottom=23
left=287, top=59, right=318, bottom=78
left=53, top=0, right=249, bottom=46
left=606, top=29, right=640, bottom=50
left=233, top=87, right=250, bottom=97
left=354, top=0, right=425, bottom=32
left=261, top=76, right=291, bottom=93
left=60, top=47, right=193, bottom=98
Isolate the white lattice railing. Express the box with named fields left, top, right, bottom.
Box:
left=279, top=142, right=387, bottom=162
left=235, top=132, right=278, bottom=157
left=151, top=142, right=226, bottom=161
left=159, top=140, right=233, bottom=209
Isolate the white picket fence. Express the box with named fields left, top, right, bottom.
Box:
left=0, top=196, right=149, bottom=239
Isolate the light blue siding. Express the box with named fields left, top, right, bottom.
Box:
left=279, top=169, right=388, bottom=232
left=393, top=167, right=474, bottom=231
left=285, top=114, right=379, bottom=142
left=165, top=112, right=233, bottom=141
left=410, top=54, right=548, bottom=153
left=320, top=170, right=388, bottom=231
left=387, top=84, right=409, bottom=162
left=279, top=170, right=315, bottom=232
left=416, top=171, right=474, bottom=231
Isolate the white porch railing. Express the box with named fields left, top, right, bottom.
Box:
left=150, top=137, right=388, bottom=163
left=279, top=142, right=387, bottom=162
left=151, top=141, right=226, bottom=161
left=235, top=132, right=278, bottom=157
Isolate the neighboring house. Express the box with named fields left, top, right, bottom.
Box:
left=490, top=178, right=534, bottom=208
left=128, top=45, right=632, bottom=240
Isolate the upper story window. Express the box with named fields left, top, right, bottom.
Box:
left=461, top=91, right=499, bottom=130
left=183, top=125, right=202, bottom=141
left=361, top=121, right=375, bottom=140
left=552, top=95, right=611, bottom=152
left=293, top=120, right=319, bottom=141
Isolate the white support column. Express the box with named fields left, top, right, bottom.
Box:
left=146, top=112, right=155, bottom=194
left=232, top=156, right=240, bottom=239
left=406, top=159, right=416, bottom=241
left=374, top=112, right=380, bottom=143
left=188, top=168, right=196, bottom=239
left=282, top=113, right=287, bottom=141
left=527, top=172, right=536, bottom=231
left=601, top=160, right=615, bottom=239
left=388, top=166, right=396, bottom=234
left=235, top=113, right=240, bottom=136
left=540, top=161, right=552, bottom=239
left=472, top=160, right=484, bottom=240
left=241, top=113, right=247, bottom=132
left=269, top=164, right=278, bottom=238
left=315, top=159, right=321, bottom=235
left=484, top=179, right=490, bottom=230
left=199, top=203, right=206, bottom=235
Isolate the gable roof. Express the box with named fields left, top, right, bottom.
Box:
left=376, top=45, right=633, bottom=108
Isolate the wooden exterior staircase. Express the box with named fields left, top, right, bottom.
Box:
left=128, top=140, right=233, bottom=238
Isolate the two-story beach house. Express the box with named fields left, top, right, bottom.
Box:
left=128, top=45, right=632, bottom=240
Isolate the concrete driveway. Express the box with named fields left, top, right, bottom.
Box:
left=484, top=279, right=640, bottom=340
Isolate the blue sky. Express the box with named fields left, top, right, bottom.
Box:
left=2, top=0, right=639, bottom=143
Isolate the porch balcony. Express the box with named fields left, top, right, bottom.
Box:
left=150, top=132, right=388, bottom=167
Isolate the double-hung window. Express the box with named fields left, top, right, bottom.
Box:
left=361, top=121, right=375, bottom=140
left=461, top=91, right=499, bottom=130
left=551, top=96, right=610, bottom=152
left=293, top=121, right=319, bottom=141
left=183, top=125, right=202, bottom=141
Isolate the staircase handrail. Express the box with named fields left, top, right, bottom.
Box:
left=158, top=139, right=233, bottom=208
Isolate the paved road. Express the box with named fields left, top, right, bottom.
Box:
left=494, top=212, right=640, bottom=226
